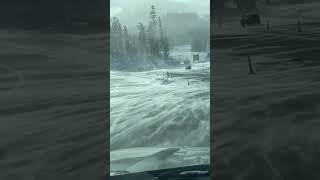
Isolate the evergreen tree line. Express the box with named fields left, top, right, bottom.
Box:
left=110, top=5, right=170, bottom=70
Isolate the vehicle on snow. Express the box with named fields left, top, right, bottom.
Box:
left=240, top=13, right=261, bottom=27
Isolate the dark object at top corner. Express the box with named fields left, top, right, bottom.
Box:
left=0, top=0, right=108, bottom=32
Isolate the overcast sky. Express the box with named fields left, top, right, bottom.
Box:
left=111, top=0, right=210, bottom=27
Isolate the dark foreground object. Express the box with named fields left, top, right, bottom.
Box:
left=111, top=165, right=209, bottom=180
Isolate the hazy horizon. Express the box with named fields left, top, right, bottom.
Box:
left=110, top=0, right=210, bottom=28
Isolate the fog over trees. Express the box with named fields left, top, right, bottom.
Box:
left=110, top=5, right=209, bottom=71
left=110, top=5, right=171, bottom=70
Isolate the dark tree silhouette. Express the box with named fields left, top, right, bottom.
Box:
left=158, top=17, right=170, bottom=59
left=148, top=5, right=160, bottom=58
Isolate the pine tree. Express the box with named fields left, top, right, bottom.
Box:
left=162, top=29, right=170, bottom=59
left=148, top=5, right=160, bottom=58
left=149, top=5, right=158, bottom=37
left=137, top=22, right=148, bottom=58
left=110, top=17, right=126, bottom=65
left=111, top=17, right=120, bottom=60
left=137, top=23, right=147, bottom=45
left=158, top=17, right=170, bottom=59
left=123, top=25, right=130, bottom=58
left=147, top=24, right=154, bottom=57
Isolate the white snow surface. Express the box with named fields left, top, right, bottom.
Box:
left=110, top=46, right=210, bottom=150
left=213, top=7, right=320, bottom=178
left=0, top=30, right=107, bottom=179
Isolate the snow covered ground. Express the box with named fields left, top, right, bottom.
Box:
left=0, top=30, right=107, bottom=180
left=110, top=45, right=210, bottom=150
left=213, top=10, right=320, bottom=179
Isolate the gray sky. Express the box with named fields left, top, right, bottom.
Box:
left=111, top=0, right=210, bottom=27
